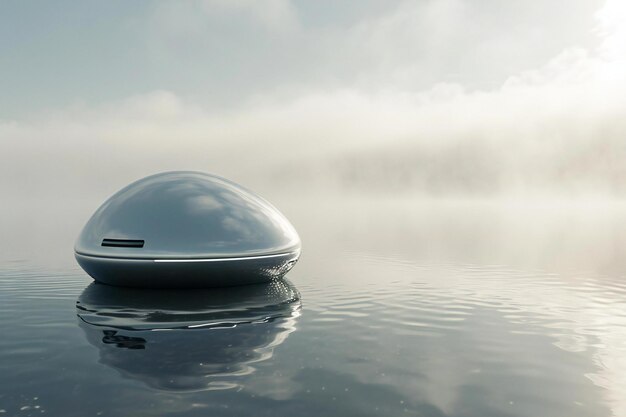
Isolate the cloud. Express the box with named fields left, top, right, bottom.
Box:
left=1, top=0, right=624, bottom=200
left=133, top=0, right=606, bottom=105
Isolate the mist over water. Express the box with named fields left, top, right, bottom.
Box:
left=1, top=1, right=626, bottom=416
left=2, top=0, right=626, bottom=201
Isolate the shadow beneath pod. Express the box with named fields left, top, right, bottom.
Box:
left=76, top=279, right=301, bottom=392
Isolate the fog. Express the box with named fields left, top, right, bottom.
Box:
left=1, top=0, right=625, bottom=200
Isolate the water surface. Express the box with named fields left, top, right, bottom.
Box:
left=1, top=197, right=626, bottom=416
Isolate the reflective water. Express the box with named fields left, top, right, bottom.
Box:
left=1, top=197, right=626, bottom=416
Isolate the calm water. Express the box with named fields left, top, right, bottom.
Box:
left=1, top=197, right=626, bottom=416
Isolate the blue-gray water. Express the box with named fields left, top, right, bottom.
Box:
left=2, top=197, right=626, bottom=416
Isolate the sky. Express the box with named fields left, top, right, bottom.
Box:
left=1, top=0, right=625, bottom=199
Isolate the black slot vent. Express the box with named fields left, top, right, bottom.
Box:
left=102, top=238, right=144, bottom=248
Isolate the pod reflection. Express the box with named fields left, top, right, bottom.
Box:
left=77, top=280, right=301, bottom=392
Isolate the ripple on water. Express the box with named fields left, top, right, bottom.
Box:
left=0, top=267, right=89, bottom=301
left=1, top=252, right=626, bottom=416
left=299, top=253, right=626, bottom=417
